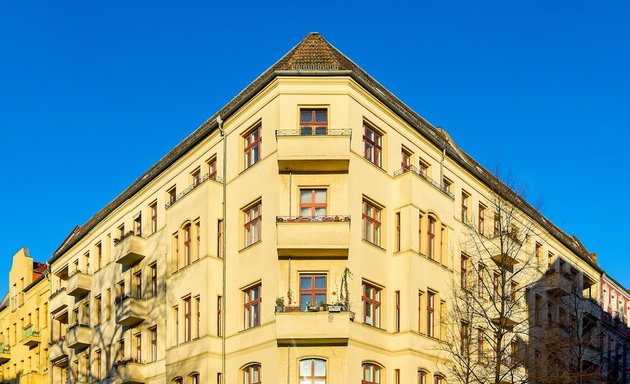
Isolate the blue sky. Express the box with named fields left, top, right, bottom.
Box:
left=0, top=1, right=629, bottom=295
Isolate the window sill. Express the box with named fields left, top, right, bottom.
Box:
left=361, top=239, right=386, bottom=252
left=239, top=240, right=262, bottom=253
left=361, top=322, right=387, bottom=332
left=239, top=157, right=264, bottom=176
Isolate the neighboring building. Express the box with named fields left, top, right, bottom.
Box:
left=601, top=274, right=630, bottom=383
left=0, top=248, right=49, bottom=384
left=40, top=32, right=610, bottom=383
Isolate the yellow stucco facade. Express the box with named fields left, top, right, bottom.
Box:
left=38, top=33, right=605, bottom=384
left=0, top=248, right=50, bottom=384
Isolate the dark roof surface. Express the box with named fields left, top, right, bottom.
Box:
left=51, top=33, right=600, bottom=273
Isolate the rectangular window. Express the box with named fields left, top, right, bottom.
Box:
left=427, top=217, right=436, bottom=259
left=535, top=294, right=543, bottom=326
left=461, top=190, right=470, bottom=223
left=419, top=158, right=429, bottom=178
left=133, top=271, right=142, bottom=297
left=510, top=282, right=518, bottom=302
left=184, top=296, right=191, bottom=342
left=300, top=108, right=328, bottom=135
left=194, top=220, right=200, bottom=262
left=96, top=242, right=102, bottom=271
left=395, top=212, right=401, bottom=252
left=244, top=124, right=262, bottom=169
left=461, top=254, right=469, bottom=289
left=195, top=296, right=200, bottom=339
left=493, top=272, right=500, bottom=300
left=401, top=147, right=412, bottom=170
left=191, top=167, right=201, bottom=186
left=183, top=224, right=192, bottom=266
left=299, top=189, right=327, bottom=217
left=150, top=201, right=158, bottom=234
left=493, top=213, right=500, bottom=237
left=167, top=186, right=177, bottom=206
left=173, top=306, right=179, bottom=345
left=362, top=282, right=381, bottom=328
left=172, top=232, right=179, bottom=272
left=150, top=327, right=157, bottom=362
left=244, top=284, right=261, bottom=329
left=477, top=263, right=485, bottom=297
left=395, top=290, right=400, bottom=333
left=478, top=203, right=486, bottom=235
left=134, top=333, right=142, bottom=361
left=244, top=202, right=262, bottom=247
left=94, top=350, right=101, bottom=380
left=362, top=199, right=382, bottom=246
left=207, top=157, right=217, bottom=180
left=427, top=291, right=435, bottom=337
left=217, top=296, right=223, bottom=336
left=442, top=177, right=452, bottom=193
left=95, top=295, right=102, bottom=325
left=535, top=242, right=543, bottom=267
left=217, top=219, right=224, bottom=258
left=363, top=122, right=382, bottom=167
left=299, top=274, right=327, bottom=311
left=477, top=328, right=485, bottom=362
left=133, top=213, right=142, bottom=236
left=461, top=322, right=470, bottom=354
left=106, top=289, right=112, bottom=320
left=150, top=263, right=157, bottom=297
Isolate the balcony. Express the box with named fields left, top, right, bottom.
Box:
left=276, top=310, right=351, bottom=346
left=276, top=216, right=351, bottom=257
left=49, top=287, right=70, bottom=315
left=113, top=359, right=146, bottom=384
left=394, top=166, right=455, bottom=199
left=114, top=234, right=147, bottom=266
left=0, top=344, right=10, bottom=364
left=22, top=326, right=41, bottom=347
left=545, top=271, right=574, bottom=297
left=116, top=294, right=148, bottom=327
left=491, top=253, right=519, bottom=271
left=67, top=324, right=91, bottom=350
left=67, top=270, right=91, bottom=298
left=276, top=129, right=351, bottom=172
left=49, top=338, right=68, bottom=367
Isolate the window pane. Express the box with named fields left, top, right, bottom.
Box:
left=315, top=276, right=326, bottom=289
left=315, top=110, right=327, bottom=122
left=315, top=207, right=326, bottom=216
left=300, top=277, right=311, bottom=290
left=314, top=190, right=326, bottom=203
left=300, top=190, right=311, bottom=203
left=299, top=359, right=311, bottom=375
left=300, top=294, right=310, bottom=309
left=314, top=359, right=326, bottom=375
left=315, top=294, right=326, bottom=304
left=300, top=110, right=312, bottom=123
left=301, top=207, right=311, bottom=216
left=315, top=126, right=327, bottom=135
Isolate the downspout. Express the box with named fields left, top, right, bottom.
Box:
left=217, top=116, right=227, bottom=383
left=439, top=148, right=446, bottom=186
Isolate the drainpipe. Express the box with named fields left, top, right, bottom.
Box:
left=217, top=116, right=227, bottom=383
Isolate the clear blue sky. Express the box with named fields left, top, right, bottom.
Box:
left=1, top=1, right=629, bottom=296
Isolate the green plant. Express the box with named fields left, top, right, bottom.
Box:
left=275, top=297, right=285, bottom=307
left=339, top=267, right=353, bottom=310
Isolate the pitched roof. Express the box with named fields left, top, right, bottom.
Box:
left=50, top=33, right=600, bottom=273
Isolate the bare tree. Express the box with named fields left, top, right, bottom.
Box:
left=445, top=174, right=540, bottom=384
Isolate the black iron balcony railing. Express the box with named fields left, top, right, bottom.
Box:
left=275, top=128, right=352, bottom=137
left=165, top=172, right=223, bottom=209
left=393, top=165, right=455, bottom=199
left=276, top=215, right=351, bottom=223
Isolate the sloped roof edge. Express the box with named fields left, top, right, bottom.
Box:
left=50, top=33, right=601, bottom=274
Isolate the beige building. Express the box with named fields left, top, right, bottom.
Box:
left=0, top=248, right=49, bottom=384
left=44, top=32, right=604, bottom=384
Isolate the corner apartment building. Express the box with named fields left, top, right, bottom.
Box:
left=600, top=274, right=630, bottom=383
left=45, top=32, right=605, bottom=383
left=0, top=248, right=49, bottom=384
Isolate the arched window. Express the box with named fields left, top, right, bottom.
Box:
left=172, top=377, right=183, bottom=384
left=362, top=363, right=382, bottom=384
left=183, top=223, right=192, bottom=266
left=189, top=372, right=200, bottom=384
left=433, top=373, right=445, bottom=384
left=417, top=369, right=428, bottom=384
left=427, top=216, right=436, bottom=259
left=243, top=364, right=261, bottom=384
left=299, top=358, right=326, bottom=383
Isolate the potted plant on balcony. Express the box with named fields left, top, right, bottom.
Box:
left=318, top=300, right=327, bottom=311
left=275, top=297, right=285, bottom=313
